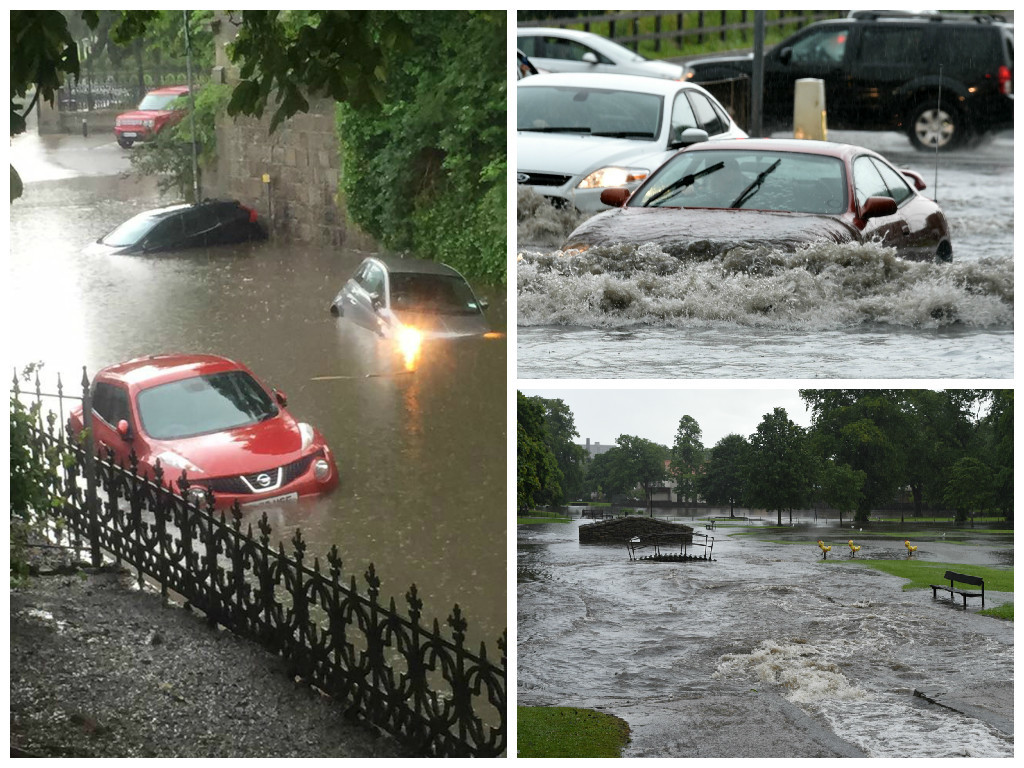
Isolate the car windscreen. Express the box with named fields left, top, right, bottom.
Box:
left=633, top=150, right=848, bottom=214
left=137, top=92, right=183, bottom=110
left=389, top=273, right=482, bottom=315
left=137, top=370, right=278, bottom=440
left=518, top=85, right=663, bottom=139
left=100, top=211, right=163, bottom=246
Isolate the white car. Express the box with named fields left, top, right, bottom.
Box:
left=517, top=27, right=685, bottom=80
left=517, top=73, right=748, bottom=213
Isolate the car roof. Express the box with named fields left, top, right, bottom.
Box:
left=518, top=71, right=697, bottom=95
left=517, top=27, right=608, bottom=41
left=682, top=137, right=874, bottom=162
left=97, top=354, right=250, bottom=390
left=148, top=85, right=190, bottom=95
left=366, top=255, right=465, bottom=278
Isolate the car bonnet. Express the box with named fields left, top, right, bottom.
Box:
left=517, top=131, right=672, bottom=179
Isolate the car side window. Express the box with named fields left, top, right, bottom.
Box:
left=537, top=35, right=611, bottom=64
left=181, top=207, right=219, bottom=236
left=144, top=217, right=183, bottom=249
left=855, top=26, right=927, bottom=65
left=669, top=92, right=699, bottom=140
left=868, top=158, right=913, bottom=205
left=686, top=91, right=728, bottom=136
left=853, top=156, right=891, bottom=208
left=362, top=264, right=386, bottom=298
left=92, top=382, right=131, bottom=427
left=788, top=26, right=849, bottom=66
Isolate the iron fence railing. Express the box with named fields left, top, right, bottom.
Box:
left=13, top=369, right=506, bottom=758
left=58, top=70, right=206, bottom=112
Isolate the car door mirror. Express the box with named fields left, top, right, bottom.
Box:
left=669, top=127, right=709, bottom=149
left=273, top=389, right=288, bottom=408
left=369, top=292, right=383, bottom=310
left=582, top=52, right=599, bottom=65
left=899, top=169, right=927, bottom=191
left=117, top=419, right=133, bottom=440
left=861, top=196, right=898, bottom=220
left=778, top=47, right=793, bottom=65
left=477, top=297, right=489, bottom=311
left=600, top=187, right=631, bottom=207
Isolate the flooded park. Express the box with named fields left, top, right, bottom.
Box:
left=8, top=126, right=507, bottom=650
left=518, top=513, right=1014, bottom=758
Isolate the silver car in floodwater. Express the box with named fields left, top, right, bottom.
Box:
left=518, top=72, right=747, bottom=213
left=517, top=27, right=686, bottom=80
left=329, top=256, right=492, bottom=340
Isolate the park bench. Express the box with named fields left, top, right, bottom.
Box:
left=930, top=570, right=984, bottom=608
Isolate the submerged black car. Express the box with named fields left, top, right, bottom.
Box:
left=87, top=200, right=266, bottom=255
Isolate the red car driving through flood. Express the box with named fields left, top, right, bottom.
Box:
left=69, top=354, right=339, bottom=508
left=564, top=138, right=952, bottom=262
left=114, top=85, right=189, bottom=148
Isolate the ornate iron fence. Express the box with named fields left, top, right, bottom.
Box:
left=13, top=369, right=506, bottom=757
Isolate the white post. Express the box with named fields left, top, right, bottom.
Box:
left=793, top=78, right=827, bottom=140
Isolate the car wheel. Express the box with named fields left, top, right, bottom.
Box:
left=935, top=241, right=953, bottom=264
left=907, top=101, right=963, bottom=152
left=117, top=137, right=134, bottom=149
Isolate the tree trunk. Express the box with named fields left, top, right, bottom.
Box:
left=776, top=508, right=782, bottom=526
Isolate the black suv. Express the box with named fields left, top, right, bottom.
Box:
left=683, top=11, right=1013, bottom=150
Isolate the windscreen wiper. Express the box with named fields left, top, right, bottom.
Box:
left=591, top=130, right=656, bottom=138
left=643, top=161, right=724, bottom=207
left=729, top=159, right=781, bottom=209
left=519, top=126, right=592, bottom=133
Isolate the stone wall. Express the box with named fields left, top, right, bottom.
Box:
left=206, top=97, right=374, bottom=249
left=579, top=517, right=694, bottom=545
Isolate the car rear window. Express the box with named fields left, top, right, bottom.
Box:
left=633, top=149, right=848, bottom=214
left=518, top=85, right=663, bottom=140
left=137, top=370, right=278, bottom=440
left=389, top=273, right=482, bottom=315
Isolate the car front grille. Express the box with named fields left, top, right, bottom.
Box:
left=518, top=172, right=573, bottom=187
left=200, top=454, right=316, bottom=496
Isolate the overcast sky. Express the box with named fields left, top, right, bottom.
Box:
left=519, top=386, right=814, bottom=449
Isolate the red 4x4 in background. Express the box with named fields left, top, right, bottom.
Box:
left=114, top=85, right=189, bottom=148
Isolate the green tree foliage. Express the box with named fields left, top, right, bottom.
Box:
left=606, top=435, right=669, bottom=515
left=517, top=392, right=562, bottom=512
left=819, top=460, right=866, bottom=526
left=981, top=390, right=1013, bottom=521
left=128, top=84, right=232, bottom=201
left=943, top=456, right=994, bottom=526
left=334, top=11, right=506, bottom=282
left=698, top=433, right=749, bottom=517
left=745, top=407, right=814, bottom=525
left=528, top=397, right=588, bottom=503
left=669, top=415, right=704, bottom=506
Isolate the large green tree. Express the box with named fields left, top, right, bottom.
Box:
left=698, top=433, right=749, bottom=517
left=745, top=407, right=814, bottom=525
left=528, top=397, right=588, bottom=504
left=611, top=435, right=669, bottom=516
left=669, top=415, right=704, bottom=507
left=517, top=392, right=562, bottom=512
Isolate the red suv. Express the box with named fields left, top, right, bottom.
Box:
left=69, top=354, right=339, bottom=508
left=114, top=85, right=190, bottom=148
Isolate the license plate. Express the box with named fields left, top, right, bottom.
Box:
left=243, top=492, right=298, bottom=507
left=122, top=132, right=138, bottom=138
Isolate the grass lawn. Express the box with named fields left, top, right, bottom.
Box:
left=837, top=559, right=1013, bottom=621
left=518, top=706, right=630, bottom=758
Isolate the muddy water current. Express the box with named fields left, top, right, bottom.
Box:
left=8, top=132, right=507, bottom=649
left=517, top=131, right=1013, bottom=378
left=518, top=520, right=1013, bottom=758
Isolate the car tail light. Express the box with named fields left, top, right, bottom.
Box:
left=240, top=204, right=258, bottom=223
left=998, top=65, right=1012, bottom=95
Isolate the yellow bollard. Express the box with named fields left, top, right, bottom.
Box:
left=793, top=78, right=827, bottom=141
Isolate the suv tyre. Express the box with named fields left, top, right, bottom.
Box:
left=907, top=100, right=964, bottom=152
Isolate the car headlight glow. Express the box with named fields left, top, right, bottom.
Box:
left=577, top=167, right=648, bottom=189
left=397, top=325, right=423, bottom=370
left=313, top=459, right=331, bottom=482
left=298, top=422, right=315, bottom=451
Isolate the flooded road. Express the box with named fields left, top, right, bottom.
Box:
left=517, top=130, right=1013, bottom=379
left=518, top=519, right=1013, bottom=758
left=8, top=131, right=507, bottom=648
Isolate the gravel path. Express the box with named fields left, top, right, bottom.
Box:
left=10, top=554, right=408, bottom=758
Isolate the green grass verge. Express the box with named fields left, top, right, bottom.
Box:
left=843, top=559, right=1012, bottom=593
left=518, top=706, right=630, bottom=758
left=979, top=603, right=1013, bottom=621
left=518, top=516, right=571, bottom=524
